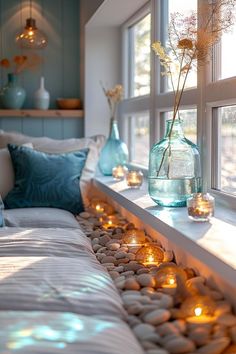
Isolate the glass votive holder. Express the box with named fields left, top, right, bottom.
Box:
left=112, top=165, right=128, bottom=181
left=126, top=170, right=143, bottom=188
left=187, top=193, right=215, bottom=222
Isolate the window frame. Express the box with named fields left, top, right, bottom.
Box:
left=120, top=0, right=236, bottom=208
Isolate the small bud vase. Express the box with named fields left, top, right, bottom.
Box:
left=0, top=73, right=26, bottom=109
left=34, top=76, right=50, bottom=110
left=99, top=118, right=129, bottom=176
left=148, top=119, right=202, bottom=207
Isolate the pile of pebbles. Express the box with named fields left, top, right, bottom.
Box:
left=76, top=210, right=236, bottom=354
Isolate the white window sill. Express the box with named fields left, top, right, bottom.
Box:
left=93, top=175, right=236, bottom=287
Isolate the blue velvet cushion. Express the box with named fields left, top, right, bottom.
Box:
left=4, top=144, right=89, bottom=214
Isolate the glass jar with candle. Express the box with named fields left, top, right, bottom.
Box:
left=112, top=165, right=128, bottom=180
left=122, top=229, right=146, bottom=247
left=135, top=244, right=164, bottom=266
left=187, top=193, right=215, bottom=222
left=126, top=170, right=143, bottom=188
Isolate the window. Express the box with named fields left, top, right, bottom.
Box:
left=128, top=113, right=150, bottom=166
left=129, top=13, right=151, bottom=97
left=121, top=0, right=236, bottom=205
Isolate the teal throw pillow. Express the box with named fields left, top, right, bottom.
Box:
left=4, top=144, right=89, bottom=214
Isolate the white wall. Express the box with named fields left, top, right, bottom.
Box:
left=84, top=0, right=148, bottom=137
left=85, top=26, right=120, bottom=137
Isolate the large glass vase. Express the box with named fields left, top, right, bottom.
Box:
left=99, top=118, right=128, bottom=176
left=148, top=119, right=202, bottom=207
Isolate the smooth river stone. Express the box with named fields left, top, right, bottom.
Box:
left=109, top=271, right=120, bottom=280
left=144, top=309, right=171, bottom=326
left=126, top=253, right=136, bottom=261
left=163, top=250, right=174, bottom=262
left=124, top=263, right=144, bottom=272
left=141, top=287, right=156, bottom=296
left=133, top=323, right=156, bottom=341
left=125, top=278, right=141, bottom=291
left=79, top=211, right=91, bottom=219
left=97, top=246, right=107, bottom=253
left=137, top=268, right=150, bottom=275
left=146, top=349, right=169, bottom=354
left=127, top=315, right=142, bottom=327
left=116, top=258, right=130, bottom=265
left=159, top=294, right=173, bottom=309
left=92, top=244, right=102, bottom=252
left=91, top=238, right=99, bottom=245
left=188, top=327, right=211, bottom=346
left=164, top=336, right=196, bottom=354
left=122, top=271, right=135, bottom=277
left=114, top=265, right=124, bottom=273
left=171, top=320, right=187, bottom=334
left=108, top=243, right=121, bottom=251
left=126, top=302, right=143, bottom=315
left=137, top=274, right=156, bottom=288
left=99, top=234, right=111, bottom=246
left=215, top=302, right=232, bottom=316
left=229, top=326, right=236, bottom=343
left=89, top=230, right=102, bottom=239
left=217, top=314, right=236, bottom=327
left=193, top=337, right=230, bottom=354
left=96, top=253, right=106, bottom=261
left=156, top=322, right=180, bottom=336
left=101, top=256, right=116, bottom=264
left=115, top=251, right=128, bottom=259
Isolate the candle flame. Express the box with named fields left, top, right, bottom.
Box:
left=108, top=220, right=113, bottom=225
left=96, top=204, right=101, bottom=211
left=131, top=238, right=136, bottom=244
left=194, top=307, right=202, bottom=317
left=168, top=277, right=175, bottom=285
left=148, top=255, right=154, bottom=262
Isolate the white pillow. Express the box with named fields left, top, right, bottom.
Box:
left=0, top=131, right=105, bottom=206
left=0, top=143, right=33, bottom=199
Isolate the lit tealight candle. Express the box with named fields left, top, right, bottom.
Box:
left=126, top=170, right=143, bottom=188
left=112, top=165, right=128, bottom=181
left=187, top=193, right=215, bottom=222
left=95, top=204, right=105, bottom=214
left=135, top=244, right=164, bottom=267
left=101, top=215, right=119, bottom=229
left=122, top=229, right=146, bottom=247
left=186, top=306, right=216, bottom=325
left=162, top=275, right=177, bottom=289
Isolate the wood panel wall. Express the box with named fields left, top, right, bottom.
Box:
left=0, top=0, right=83, bottom=138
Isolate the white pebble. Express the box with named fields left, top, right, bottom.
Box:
left=133, top=323, right=156, bottom=341
left=144, top=309, right=171, bottom=326
left=92, top=244, right=102, bottom=252
left=99, top=235, right=111, bottom=246
left=230, top=326, right=236, bottom=343
left=172, top=320, right=187, bottom=334
left=108, top=243, right=120, bottom=251
left=114, top=266, right=124, bottom=273
left=125, top=278, right=141, bottom=291
left=137, top=268, right=150, bottom=275
left=101, top=256, right=116, bottom=264
left=122, top=270, right=135, bottom=277
left=193, top=337, right=230, bottom=354
left=126, top=302, right=143, bottom=315
left=126, top=253, right=136, bottom=261
left=79, top=211, right=91, bottom=219
left=92, top=238, right=99, bottom=245
left=163, top=250, right=174, bottom=262
left=141, top=287, right=156, bottom=296
left=127, top=315, right=142, bottom=327
left=217, top=313, right=236, bottom=327
left=188, top=327, right=210, bottom=346
left=115, top=251, right=128, bottom=259
left=156, top=322, right=180, bottom=336
left=109, top=271, right=120, bottom=280
left=137, top=274, right=156, bottom=288
left=159, top=294, right=173, bottom=309
left=146, top=349, right=169, bottom=354
left=164, top=336, right=196, bottom=354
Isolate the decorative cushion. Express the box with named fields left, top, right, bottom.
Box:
left=4, top=144, right=89, bottom=214
left=0, top=143, right=33, bottom=199
left=0, top=130, right=105, bottom=206
left=3, top=207, right=80, bottom=228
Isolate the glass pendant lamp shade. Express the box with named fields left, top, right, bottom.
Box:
left=15, top=1, right=47, bottom=49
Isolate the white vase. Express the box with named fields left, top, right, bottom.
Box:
left=34, top=76, right=50, bottom=110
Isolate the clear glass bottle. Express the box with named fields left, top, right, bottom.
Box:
left=99, top=118, right=128, bottom=176
left=0, top=194, right=5, bottom=227
left=148, top=119, right=202, bottom=207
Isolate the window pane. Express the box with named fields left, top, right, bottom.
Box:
left=130, top=114, right=149, bottom=166
left=220, top=23, right=236, bottom=79
left=218, top=106, right=236, bottom=194
left=165, top=109, right=197, bottom=144
left=129, top=13, right=151, bottom=97
left=166, top=0, right=197, bottom=91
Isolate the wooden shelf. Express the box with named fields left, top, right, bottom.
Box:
left=0, top=109, right=83, bottom=118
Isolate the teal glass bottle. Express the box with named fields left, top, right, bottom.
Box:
left=148, top=119, right=202, bottom=207
left=99, top=118, right=128, bottom=176
left=0, top=73, right=26, bottom=109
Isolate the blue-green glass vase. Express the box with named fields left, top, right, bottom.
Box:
left=99, top=118, right=128, bottom=175
left=148, top=119, right=202, bottom=207
left=0, top=73, right=26, bottom=109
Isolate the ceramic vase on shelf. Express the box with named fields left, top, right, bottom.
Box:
left=148, top=118, right=202, bottom=207
left=0, top=73, right=26, bottom=109
left=34, top=76, right=50, bottom=110
left=99, top=118, right=129, bottom=176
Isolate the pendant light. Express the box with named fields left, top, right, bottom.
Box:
left=16, top=0, right=48, bottom=49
